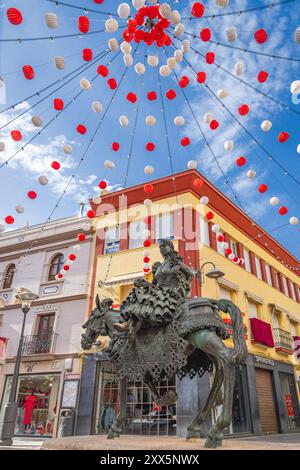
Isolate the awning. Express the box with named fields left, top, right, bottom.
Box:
left=102, top=271, right=144, bottom=287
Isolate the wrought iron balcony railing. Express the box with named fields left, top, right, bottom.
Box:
left=22, top=332, right=58, bottom=355
left=273, top=328, right=293, bottom=351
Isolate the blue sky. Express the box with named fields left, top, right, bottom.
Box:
left=0, top=0, right=300, bottom=261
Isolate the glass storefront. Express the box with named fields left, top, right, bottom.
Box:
left=279, top=372, right=300, bottom=430
left=94, top=361, right=176, bottom=436
left=0, top=373, right=60, bottom=437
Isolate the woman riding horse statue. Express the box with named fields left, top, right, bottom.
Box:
left=81, top=239, right=247, bottom=448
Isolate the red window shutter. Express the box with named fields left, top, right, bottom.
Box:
left=260, top=259, right=267, bottom=283
left=249, top=251, right=257, bottom=276
left=286, top=278, right=293, bottom=299
left=277, top=273, right=285, bottom=294
left=294, top=283, right=300, bottom=303
left=236, top=243, right=245, bottom=269
left=270, top=266, right=277, bottom=288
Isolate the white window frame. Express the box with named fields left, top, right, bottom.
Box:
left=104, top=226, right=120, bottom=254
left=243, top=248, right=251, bottom=273
left=255, top=256, right=262, bottom=280
left=290, top=282, right=297, bottom=302
left=200, top=216, right=210, bottom=247
left=129, top=220, right=147, bottom=249
left=156, top=213, right=174, bottom=241
left=265, top=263, right=272, bottom=286
left=282, top=276, right=289, bottom=297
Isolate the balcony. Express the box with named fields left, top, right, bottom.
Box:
left=273, top=328, right=294, bottom=354
left=22, top=332, right=58, bottom=356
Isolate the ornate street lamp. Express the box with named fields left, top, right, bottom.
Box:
left=0, top=289, right=39, bottom=446
left=195, top=262, right=225, bottom=284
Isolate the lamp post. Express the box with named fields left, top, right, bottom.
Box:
left=195, top=261, right=225, bottom=284
left=0, top=289, right=39, bottom=446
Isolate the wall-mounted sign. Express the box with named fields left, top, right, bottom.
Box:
left=254, top=355, right=275, bottom=367
left=285, top=394, right=294, bottom=417
left=61, top=379, right=79, bottom=408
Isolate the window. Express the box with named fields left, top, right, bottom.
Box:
left=290, top=282, right=297, bottom=302
left=273, top=271, right=280, bottom=289
left=217, top=233, right=225, bottom=256
left=282, top=276, right=289, bottom=297
left=248, top=300, right=259, bottom=319
left=243, top=249, right=251, bottom=273
left=272, top=311, right=280, bottom=330
left=230, top=240, right=238, bottom=257
left=200, top=217, right=210, bottom=246
left=255, top=256, right=262, bottom=280
left=265, top=263, right=272, bottom=286
left=2, top=264, right=16, bottom=289
left=48, top=254, right=64, bottom=281
left=290, top=320, right=297, bottom=338
left=219, top=286, right=233, bottom=301
left=156, top=213, right=174, bottom=241
left=105, top=226, right=120, bottom=254
left=129, top=220, right=146, bottom=249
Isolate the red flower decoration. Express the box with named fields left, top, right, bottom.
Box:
left=181, top=137, right=190, bottom=147
left=127, top=92, right=137, bottom=103
left=217, top=234, right=225, bottom=243
left=97, top=65, right=109, bottom=77
left=200, top=28, right=211, bottom=42
left=146, top=142, right=155, bottom=152
left=166, top=89, right=176, bottom=100
left=143, top=256, right=150, bottom=263
left=147, top=91, right=157, bottom=101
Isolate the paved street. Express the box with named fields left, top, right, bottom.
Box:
left=0, top=437, right=46, bottom=451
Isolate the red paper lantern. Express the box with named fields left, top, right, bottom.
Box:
left=146, top=142, right=155, bottom=152
left=144, top=183, right=154, bottom=193
left=143, top=256, right=150, bottom=263
left=112, top=142, right=120, bottom=151
left=54, top=98, right=64, bottom=111
left=77, top=124, right=87, bottom=135
left=193, top=178, right=204, bottom=188
left=123, top=29, right=133, bottom=42
left=278, top=131, right=289, bottom=143
left=87, top=210, right=96, bottom=219
left=166, top=89, right=176, bottom=100
left=82, top=48, right=93, bottom=61
left=179, top=76, right=189, bottom=88
left=258, top=183, right=268, bottom=193
left=145, top=215, right=151, bottom=225
left=238, top=104, right=250, bottom=116
left=257, top=71, right=268, bottom=83
left=27, top=191, right=37, bottom=200
left=63, top=265, right=70, bottom=272
left=197, top=71, right=206, bottom=83
left=200, top=28, right=211, bottom=42
left=98, top=180, right=107, bottom=189
left=77, top=233, right=86, bottom=242
left=225, top=248, right=232, bottom=255
left=233, top=256, right=239, bottom=263
left=278, top=206, right=288, bottom=215
left=127, top=92, right=137, bottom=103
left=107, top=78, right=117, bottom=89
left=11, top=130, right=22, bottom=141
left=7, top=8, right=23, bottom=25
left=206, top=52, right=215, bottom=64
left=210, top=120, right=219, bottom=130
left=144, top=267, right=150, bottom=273
left=97, top=65, right=109, bottom=77
left=5, top=215, right=14, bottom=225
left=254, top=29, right=268, bottom=44
left=147, top=91, right=157, bottom=101
left=191, top=2, right=205, bottom=17
left=205, top=211, right=214, bottom=220
left=78, top=16, right=90, bottom=34
left=181, top=137, right=190, bottom=147
left=69, top=254, right=77, bottom=261
left=143, top=239, right=151, bottom=248
left=217, top=234, right=225, bottom=243
left=236, top=156, right=247, bottom=167
left=22, top=65, right=34, bottom=80
left=51, top=161, right=61, bottom=170
left=57, top=273, right=64, bottom=279
left=94, top=0, right=104, bottom=4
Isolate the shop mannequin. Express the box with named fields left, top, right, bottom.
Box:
left=23, top=389, right=37, bottom=432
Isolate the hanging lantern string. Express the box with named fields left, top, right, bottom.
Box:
left=179, top=29, right=300, bottom=63
left=182, top=0, right=296, bottom=20
left=44, top=0, right=119, bottom=17
left=0, top=48, right=122, bottom=169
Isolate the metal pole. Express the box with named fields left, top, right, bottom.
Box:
left=0, top=307, right=29, bottom=446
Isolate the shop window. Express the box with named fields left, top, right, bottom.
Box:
left=129, top=220, right=147, bottom=250
left=2, top=263, right=16, bottom=289
left=279, top=372, right=300, bottom=430
left=243, top=249, right=251, bottom=273
left=48, top=254, right=64, bottom=281
left=255, top=256, right=262, bottom=280
left=156, top=213, right=174, bottom=241
left=105, top=226, right=120, bottom=254
left=265, top=263, right=272, bottom=286
left=199, top=217, right=210, bottom=247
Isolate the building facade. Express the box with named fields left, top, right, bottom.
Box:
left=0, top=216, right=94, bottom=438
left=76, top=169, right=300, bottom=438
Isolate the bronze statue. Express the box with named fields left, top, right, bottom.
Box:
left=81, top=239, right=247, bottom=448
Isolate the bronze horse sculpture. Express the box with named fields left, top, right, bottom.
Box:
left=81, top=239, right=247, bottom=448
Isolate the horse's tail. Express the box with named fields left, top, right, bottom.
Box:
left=217, top=299, right=247, bottom=364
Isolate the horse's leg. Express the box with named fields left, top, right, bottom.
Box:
left=144, top=372, right=178, bottom=406
left=107, top=378, right=127, bottom=439
left=186, top=355, right=224, bottom=440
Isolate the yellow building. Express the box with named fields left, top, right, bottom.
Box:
left=77, top=169, right=300, bottom=438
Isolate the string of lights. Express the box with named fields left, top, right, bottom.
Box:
left=44, top=0, right=120, bottom=17
left=0, top=28, right=127, bottom=43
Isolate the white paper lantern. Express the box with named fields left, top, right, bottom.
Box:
left=170, top=10, right=181, bottom=25
left=92, top=196, right=102, bottom=205
left=66, top=259, right=74, bottom=266
left=167, top=57, right=177, bottom=69
left=204, top=112, right=213, bottom=124
left=143, top=229, right=151, bottom=239
left=105, top=18, right=118, bottom=33
left=108, top=38, right=119, bottom=51
left=224, top=140, right=234, bottom=151
left=211, top=224, right=220, bottom=233
left=144, top=199, right=152, bottom=206
left=148, top=55, right=159, bottom=67
left=118, top=3, right=130, bottom=19
left=159, top=3, right=171, bottom=18
left=92, top=101, right=103, bottom=113
left=135, top=62, right=145, bottom=74
left=174, top=50, right=183, bottom=62
left=174, top=116, right=185, bottom=126
left=174, top=23, right=185, bottom=37
left=0, top=224, right=5, bottom=234
left=82, top=223, right=91, bottom=232
left=181, top=40, right=190, bottom=53
left=226, top=26, right=237, bottom=42
left=290, top=216, right=299, bottom=225
left=217, top=89, right=229, bottom=99
left=15, top=204, right=24, bottom=214
left=73, top=244, right=81, bottom=251
left=247, top=169, right=256, bottom=178
left=187, top=160, right=197, bottom=169
left=200, top=196, right=209, bottom=205
left=269, top=197, right=279, bottom=206
left=145, top=115, right=156, bottom=126
left=0, top=142, right=5, bottom=152
left=234, top=62, right=244, bottom=75
left=297, top=144, right=300, bottom=154
left=144, top=165, right=154, bottom=175
left=63, top=144, right=72, bottom=154
left=261, top=120, right=272, bottom=132
left=216, top=0, right=230, bottom=6
left=104, top=160, right=115, bottom=169
left=132, top=0, right=145, bottom=9
left=119, top=115, right=129, bottom=127
left=45, top=13, right=58, bottom=29
left=291, top=80, right=300, bottom=94
left=228, top=253, right=235, bottom=260
left=54, top=56, right=65, bottom=70
left=80, top=78, right=92, bottom=90
left=123, top=53, right=133, bottom=67
left=39, top=175, right=48, bottom=186
left=144, top=250, right=150, bottom=257
left=121, top=41, right=132, bottom=54
left=32, top=116, right=42, bottom=127
left=159, top=65, right=171, bottom=77
left=295, top=27, right=300, bottom=44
